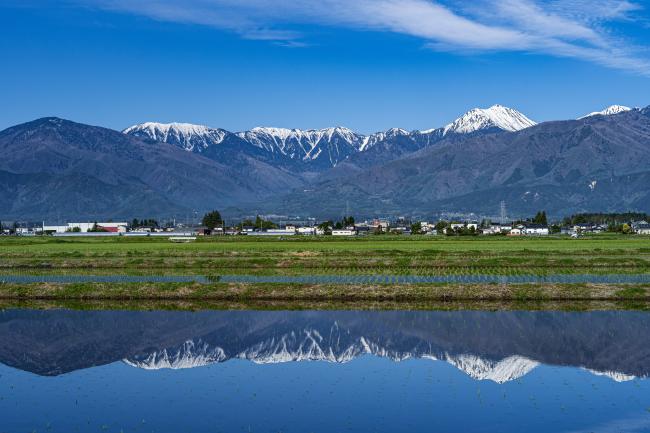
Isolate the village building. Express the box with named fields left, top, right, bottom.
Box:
left=296, top=226, right=316, bottom=235
left=481, top=223, right=508, bottom=235
left=354, top=225, right=371, bottom=235
left=371, top=219, right=390, bottom=232
left=265, top=228, right=297, bottom=236
left=332, top=229, right=356, bottom=236
left=523, top=224, right=549, bottom=236
left=634, top=222, right=650, bottom=235
left=450, top=222, right=479, bottom=231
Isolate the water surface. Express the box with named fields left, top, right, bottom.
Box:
left=1, top=309, right=649, bottom=432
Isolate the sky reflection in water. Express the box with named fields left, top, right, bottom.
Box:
left=0, top=309, right=649, bottom=433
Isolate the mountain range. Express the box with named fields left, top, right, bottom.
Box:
left=123, top=104, right=538, bottom=175
left=0, top=310, right=646, bottom=383
left=1, top=104, right=647, bottom=220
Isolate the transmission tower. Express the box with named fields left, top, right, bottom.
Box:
left=500, top=201, right=507, bottom=224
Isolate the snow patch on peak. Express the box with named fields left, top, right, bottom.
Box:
left=579, top=105, right=632, bottom=119
left=446, top=354, right=539, bottom=383
left=124, top=122, right=211, bottom=137
left=248, top=126, right=298, bottom=139
left=123, top=122, right=227, bottom=152
left=441, top=105, right=537, bottom=135
left=122, top=340, right=226, bottom=370
left=584, top=368, right=637, bottom=382
left=236, top=126, right=364, bottom=164
left=359, top=128, right=410, bottom=151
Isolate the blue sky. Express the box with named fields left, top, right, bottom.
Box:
left=2, top=0, right=650, bottom=133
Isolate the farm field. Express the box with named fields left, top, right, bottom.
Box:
left=1, top=235, right=649, bottom=306
left=0, top=234, right=649, bottom=272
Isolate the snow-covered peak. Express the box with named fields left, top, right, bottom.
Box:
left=377, top=127, right=409, bottom=138
left=446, top=354, right=539, bottom=383
left=247, top=126, right=298, bottom=140
left=123, top=340, right=226, bottom=370
left=360, top=128, right=410, bottom=151
left=237, top=126, right=364, bottom=164
left=439, top=105, right=537, bottom=135
left=119, top=335, right=643, bottom=385
left=579, top=105, right=632, bottom=119
left=243, top=126, right=358, bottom=141
left=584, top=368, right=637, bottom=382
left=123, top=122, right=228, bottom=152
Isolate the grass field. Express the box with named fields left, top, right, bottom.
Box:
left=1, top=234, right=648, bottom=272
left=2, top=233, right=649, bottom=253
left=1, top=234, right=649, bottom=305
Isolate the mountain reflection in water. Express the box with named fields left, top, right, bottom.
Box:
left=2, top=309, right=650, bottom=433
left=1, top=309, right=648, bottom=381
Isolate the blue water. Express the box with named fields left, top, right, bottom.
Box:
left=2, top=273, right=650, bottom=284
left=1, top=310, right=649, bottom=433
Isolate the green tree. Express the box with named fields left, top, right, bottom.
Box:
left=256, top=215, right=277, bottom=230
left=317, top=220, right=333, bottom=235
left=341, top=216, right=355, bottom=227
left=410, top=222, right=422, bottom=234
left=237, top=219, right=254, bottom=229
left=533, top=211, right=548, bottom=225
left=573, top=214, right=587, bottom=224
left=202, top=210, right=223, bottom=229
left=434, top=220, right=448, bottom=235
left=607, top=224, right=620, bottom=233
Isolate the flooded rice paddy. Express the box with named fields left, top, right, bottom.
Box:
left=2, top=272, right=650, bottom=284
left=1, top=309, right=650, bottom=432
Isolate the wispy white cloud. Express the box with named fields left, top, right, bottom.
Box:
left=70, top=0, right=650, bottom=75
left=547, top=0, right=642, bottom=22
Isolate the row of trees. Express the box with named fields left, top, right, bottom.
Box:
left=238, top=215, right=278, bottom=230
left=131, top=218, right=159, bottom=229
left=315, top=216, right=356, bottom=234
left=563, top=212, right=648, bottom=226
left=202, top=210, right=278, bottom=231
left=607, top=223, right=634, bottom=234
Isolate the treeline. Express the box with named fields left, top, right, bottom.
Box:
left=131, top=218, right=159, bottom=228
left=317, top=216, right=356, bottom=234
left=563, top=213, right=648, bottom=226
left=238, top=215, right=277, bottom=230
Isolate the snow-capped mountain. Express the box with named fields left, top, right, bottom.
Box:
left=122, top=104, right=537, bottom=171
left=4, top=309, right=650, bottom=381
left=123, top=340, right=226, bottom=370
left=123, top=122, right=230, bottom=153
left=360, top=128, right=410, bottom=151
left=237, top=126, right=365, bottom=167
left=429, top=104, right=537, bottom=135
left=579, top=105, right=632, bottom=119
left=445, top=354, right=539, bottom=383
left=584, top=368, right=636, bottom=382
left=120, top=334, right=638, bottom=385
